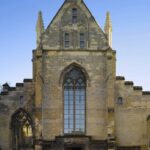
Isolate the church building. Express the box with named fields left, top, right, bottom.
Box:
left=0, top=0, right=150, bottom=150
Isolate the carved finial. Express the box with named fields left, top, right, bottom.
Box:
left=104, top=11, right=112, bottom=47
left=36, top=11, right=44, bottom=48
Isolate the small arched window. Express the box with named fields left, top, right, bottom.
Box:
left=64, top=33, right=70, bottom=48
left=80, top=33, right=85, bottom=48
left=72, top=8, right=77, bottom=23
left=63, top=67, right=86, bottom=134
left=117, top=97, right=123, bottom=105
left=11, top=109, right=33, bottom=149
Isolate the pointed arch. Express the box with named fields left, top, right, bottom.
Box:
left=11, top=108, right=33, bottom=127
left=59, top=62, right=90, bottom=86
left=62, top=63, right=88, bottom=134
left=10, top=108, right=33, bottom=149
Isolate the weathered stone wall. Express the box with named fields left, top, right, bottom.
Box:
left=0, top=80, right=34, bottom=150
left=42, top=1, right=108, bottom=50
left=115, top=77, right=150, bottom=149
left=41, top=50, right=115, bottom=141
left=1, top=0, right=150, bottom=149
left=33, top=49, right=43, bottom=138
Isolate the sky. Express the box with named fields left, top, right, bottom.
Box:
left=0, top=0, right=150, bottom=90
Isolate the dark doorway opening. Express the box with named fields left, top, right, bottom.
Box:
left=66, top=147, right=82, bottom=150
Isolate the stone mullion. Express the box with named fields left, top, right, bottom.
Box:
left=68, top=88, right=71, bottom=132
left=73, top=80, right=76, bottom=132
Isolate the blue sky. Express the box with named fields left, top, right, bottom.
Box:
left=0, top=0, right=150, bottom=90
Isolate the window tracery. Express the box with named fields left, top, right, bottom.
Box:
left=63, top=67, right=86, bottom=134
left=11, top=109, right=33, bottom=149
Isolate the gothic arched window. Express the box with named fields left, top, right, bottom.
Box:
left=63, top=67, right=86, bottom=134
left=11, top=109, right=33, bottom=149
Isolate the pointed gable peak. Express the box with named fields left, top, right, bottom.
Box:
left=42, top=1, right=109, bottom=50
left=65, top=0, right=83, bottom=2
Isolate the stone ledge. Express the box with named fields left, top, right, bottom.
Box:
left=133, top=86, right=142, bottom=91
left=142, top=91, right=150, bottom=95
left=125, top=81, right=134, bottom=86
left=9, top=87, right=16, bottom=91
left=23, top=79, right=33, bottom=83
left=42, top=49, right=111, bottom=52
left=117, top=146, right=140, bottom=150
left=35, top=137, right=108, bottom=149
left=16, top=83, right=24, bottom=87
left=56, top=135, right=91, bottom=139
left=116, top=76, right=125, bottom=80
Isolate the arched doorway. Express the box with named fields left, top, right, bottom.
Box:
left=11, top=108, right=33, bottom=150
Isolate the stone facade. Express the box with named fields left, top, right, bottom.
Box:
left=0, top=0, right=150, bottom=150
